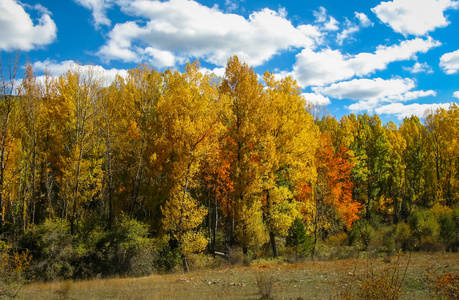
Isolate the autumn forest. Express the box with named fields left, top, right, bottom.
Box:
left=0, top=55, right=458, bottom=280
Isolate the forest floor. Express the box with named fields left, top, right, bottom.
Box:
left=15, top=252, right=459, bottom=300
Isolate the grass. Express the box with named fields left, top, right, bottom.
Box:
left=14, top=252, right=459, bottom=300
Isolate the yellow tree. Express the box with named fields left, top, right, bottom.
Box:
left=0, top=52, right=22, bottom=230
left=425, top=104, right=459, bottom=207
left=117, top=65, right=162, bottom=217
left=56, top=66, right=103, bottom=234
left=159, top=62, right=218, bottom=272
left=18, top=64, right=45, bottom=228
left=263, top=72, right=318, bottom=257
left=219, top=56, right=270, bottom=254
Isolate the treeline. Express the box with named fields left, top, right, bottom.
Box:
left=0, top=55, right=458, bottom=281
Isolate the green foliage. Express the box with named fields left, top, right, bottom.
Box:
left=394, top=222, right=415, bottom=252
left=408, top=210, right=441, bottom=251
left=22, top=219, right=75, bottom=281
left=285, top=217, right=311, bottom=257
left=348, top=220, right=375, bottom=251
left=154, top=240, right=182, bottom=273
left=89, top=216, right=154, bottom=277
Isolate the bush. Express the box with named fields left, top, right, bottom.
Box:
left=0, top=240, right=32, bottom=297
left=333, top=254, right=410, bottom=300
left=425, top=269, right=459, bottom=299
left=22, top=219, right=75, bottom=281
left=408, top=210, right=441, bottom=251
left=285, top=218, right=311, bottom=258
left=394, top=222, right=415, bottom=252
left=91, top=216, right=155, bottom=277
left=348, top=220, right=375, bottom=251
left=154, top=241, right=182, bottom=273
left=256, top=272, right=275, bottom=300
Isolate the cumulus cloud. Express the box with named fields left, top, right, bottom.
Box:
left=98, top=0, right=320, bottom=68
left=313, top=77, right=436, bottom=115
left=355, top=12, right=373, bottom=27
left=372, top=0, right=459, bottom=36
left=74, top=0, right=113, bottom=28
left=403, top=62, right=433, bottom=73
left=336, top=19, right=359, bottom=45
left=302, top=93, right=331, bottom=105
left=453, top=91, right=459, bottom=98
left=440, top=49, right=459, bottom=74
left=374, top=102, right=454, bottom=119
left=313, top=6, right=339, bottom=31
left=288, top=37, right=440, bottom=87
left=199, top=66, right=226, bottom=78
left=0, top=0, right=57, bottom=51
left=32, top=60, right=128, bottom=86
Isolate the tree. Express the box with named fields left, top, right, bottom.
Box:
left=159, top=62, right=218, bottom=271
left=262, top=72, right=318, bottom=257
left=313, top=133, right=360, bottom=255
left=55, top=66, right=104, bottom=234
left=0, top=52, right=22, bottom=231
left=18, top=64, right=45, bottom=228
left=219, top=56, right=270, bottom=254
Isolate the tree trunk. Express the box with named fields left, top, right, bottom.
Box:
left=270, top=231, right=278, bottom=257
left=182, top=254, right=189, bottom=273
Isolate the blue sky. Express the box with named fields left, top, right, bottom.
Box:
left=1, top=0, right=459, bottom=123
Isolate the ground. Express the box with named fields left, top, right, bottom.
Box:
left=15, top=252, right=459, bottom=300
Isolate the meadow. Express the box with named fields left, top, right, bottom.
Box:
left=14, top=252, right=459, bottom=300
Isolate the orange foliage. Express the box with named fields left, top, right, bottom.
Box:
left=316, top=134, right=362, bottom=229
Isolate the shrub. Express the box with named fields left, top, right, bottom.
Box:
left=394, top=222, right=414, bottom=251
left=380, top=226, right=396, bottom=254
left=425, top=269, right=459, bottom=299
left=408, top=210, right=441, bottom=251
left=92, top=216, right=155, bottom=277
left=0, top=240, right=32, bottom=298
left=333, top=254, right=410, bottom=300
left=154, top=241, right=182, bottom=273
left=348, top=220, right=375, bottom=251
left=285, top=218, right=311, bottom=258
left=255, top=272, right=275, bottom=300
left=22, top=219, right=75, bottom=281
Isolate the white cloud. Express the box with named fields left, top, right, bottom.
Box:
left=302, top=93, right=331, bottom=105
left=374, top=102, right=454, bottom=119
left=314, top=78, right=436, bottom=115
left=289, top=37, right=440, bottom=87
left=403, top=62, right=433, bottom=73
left=355, top=12, right=373, bottom=27
left=98, top=0, right=320, bottom=68
left=32, top=60, right=128, bottom=86
left=372, top=0, right=459, bottom=36
left=200, top=67, right=226, bottom=78
left=74, top=0, right=113, bottom=28
left=314, top=78, right=416, bottom=101
left=453, top=91, right=459, bottom=98
left=0, top=0, right=57, bottom=51
left=440, top=49, right=459, bottom=74
left=336, top=19, right=359, bottom=45
left=313, top=6, right=339, bottom=31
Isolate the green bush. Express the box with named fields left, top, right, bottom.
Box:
left=394, top=222, right=415, bottom=252
left=285, top=218, right=311, bottom=258
left=91, top=217, right=155, bottom=277
left=408, top=210, right=441, bottom=251
left=22, top=219, right=75, bottom=281
left=348, top=220, right=375, bottom=251
left=380, top=226, right=396, bottom=254
left=154, top=238, right=182, bottom=272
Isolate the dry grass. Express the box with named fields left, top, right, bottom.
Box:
left=15, top=253, right=459, bottom=300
